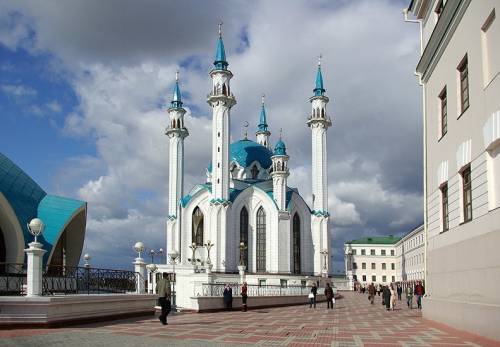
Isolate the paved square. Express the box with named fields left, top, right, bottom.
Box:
left=1, top=292, right=498, bottom=346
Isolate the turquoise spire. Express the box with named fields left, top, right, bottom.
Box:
left=313, top=55, right=325, bottom=97
left=258, top=94, right=268, bottom=132
left=274, top=129, right=287, bottom=155
left=214, top=21, right=228, bottom=70
left=171, top=70, right=183, bottom=108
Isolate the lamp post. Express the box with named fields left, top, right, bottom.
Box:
left=133, top=242, right=146, bottom=294
left=320, top=249, right=329, bottom=278
left=150, top=248, right=164, bottom=264
left=83, top=253, right=91, bottom=268
left=188, top=243, right=198, bottom=266
left=25, top=218, right=46, bottom=296
left=168, top=250, right=179, bottom=311
left=238, top=242, right=247, bottom=283
left=146, top=263, right=158, bottom=294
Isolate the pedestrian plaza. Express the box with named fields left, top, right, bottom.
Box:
left=1, top=292, right=497, bottom=347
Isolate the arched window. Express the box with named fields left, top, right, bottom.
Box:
left=240, top=207, right=249, bottom=267
left=292, top=213, right=301, bottom=274
left=222, top=84, right=227, bottom=96
left=256, top=207, right=266, bottom=272
left=192, top=207, right=204, bottom=246
left=176, top=119, right=181, bottom=128
left=251, top=165, right=259, bottom=179
left=321, top=108, right=325, bottom=117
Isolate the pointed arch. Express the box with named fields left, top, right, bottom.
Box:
left=176, top=119, right=181, bottom=128
left=256, top=206, right=266, bottom=272
left=240, top=207, right=249, bottom=267
left=251, top=165, right=259, bottom=179
left=192, top=207, right=204, bottom=246
left=222, top=84, right=227, bottom=96
left=292, top=213, right=301, bottom=274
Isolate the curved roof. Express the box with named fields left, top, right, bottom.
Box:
left=0, top=152, right=86, bottom=264
left=274, top=139, right=287, bottom=155
left=208, top=139, right=273, bottom=172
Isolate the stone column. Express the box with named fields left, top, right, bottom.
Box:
left=24, top=242, right=46, bottom=296
left=133, top=257, right=146, bottom=294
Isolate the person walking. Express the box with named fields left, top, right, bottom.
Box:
left=324, top=283, right=334, bottom=309
left=406, top=285, right=414, bottom=309
left=397, top=283, right=403, bottom=301
left=223, top=284, right=233, bottom=310
left=377, top=283, right=381, bottom=296
left=309, top=283, right=318, bottom=308
left=241, top=282, right=248, bottom=312
left=382, top=285, right=391, bottom=311
left=156, top=273, right=172, bottom=325
left=390, top=284, right=396, bottom=310
left=414, top=281, right=425, bottom=309
left=368, top=283, right=376, bottom=305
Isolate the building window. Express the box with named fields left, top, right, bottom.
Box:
left=458, top=55, right=469, bottom=114
left=251, top=165, right=259, bottom=179
left=370, top=249, right=375, bottom=255
left=391, top=276, right=395, bottom=283
left=256, top=207, right=266, bottom=272
left=361, top=249, right=366, bottom=255
left=390, top=250, right=394, bottom=256
left=439, top=86, right=447, bottom=136
left=371, top=263, right=376, bottom=270
left=381, top=250, right=386, bottom=256
left=353, top=275, right=357, bottom=281
left=192, top=207, right=204, bottom=246
left=372, top=275, right=376, bottom=282
left=462, top=165, right=472, bottom=222
left=382, top=263, right=386, bottom=270
left=362, top=275, right=366, bottom=282
left=362, top=262, right=366, bottom=270
left=352, top=249, right=357, bottom=255
left=353, top=262, right=358, bottom=269
left=441, top=183, right=449, bottom=231
left=481, top=9, right=498, bottom=85
left=240, top=207, right=249, bottom=267
left=280, top=279, right=288, bottom=288
left=391, top=263, right=395, bottom=270
left=382, top=275, right=387, bottom=283
left=292, top=213, right=301, bottom=274
left=258, top=279, right=266, bottom=287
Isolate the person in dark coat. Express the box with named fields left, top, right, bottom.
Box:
left=241, top=282, right=248, bottom=312
left=382, top=285, right=391, bottom=311
left=368, top=283, right=376, bottom=305
left=397, top=284, right=403, bottom=301
left=223, top=284, right=233, bottom=310
left=324, top=283, right=334, bottom=309
left=155, top=273, right=172, bottom=325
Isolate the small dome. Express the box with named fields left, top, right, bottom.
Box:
left=207, top=139, right=272, bottom=172
left=274, top=139, right=287, bottom=155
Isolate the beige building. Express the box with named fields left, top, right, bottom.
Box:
left=407, top=0, right=500, bottom=341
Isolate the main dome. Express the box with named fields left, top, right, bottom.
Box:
left=207, top=139, right=273, bottom=172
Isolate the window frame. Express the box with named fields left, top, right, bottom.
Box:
left=256, top=207, right=267, bottom=272
left=461, top=165, right=473, bottom=223
left=458, top=55, right=470, bottom=116
left=441, top=182, right=449, bottom=232
left=439, top=86, right=447, bottom=137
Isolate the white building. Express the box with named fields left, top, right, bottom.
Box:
left=344, top=236, right=399, bottom=288
left=345, top=225, right=425, bottom=289
left=395, top=225, right=425, bottom=283
left=407, top=0, right=500, bottom=341
left=155, top=25, right=335, bottom=309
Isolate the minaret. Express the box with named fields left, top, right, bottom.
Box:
left=165, top=70, right=189, bottom=260
left=256, top=94, right=271, bottom=148
left=307, top=56, right=332, bottom=275
left=271, top=131, right=289, bottom=211
left=207, top=22, right=236, bottom=203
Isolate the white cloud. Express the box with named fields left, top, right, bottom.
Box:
left=1, top=83, right=37, bottom=97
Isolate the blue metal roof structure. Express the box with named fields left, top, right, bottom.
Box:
left=0, top=152, right=86, bottom=264
left=314, top=65, right=325, bottom=96
left=273, top=139, right=287, bottom=156
left=171, top=79, right=183, bottom=108
left=214, top=36, right=228, bottom=70
left=258, top=102, right=268, bottom=132
left=208, top=139, right=273, bottom=172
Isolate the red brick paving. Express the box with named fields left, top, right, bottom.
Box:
left=1, top=291, right=499, bottom=346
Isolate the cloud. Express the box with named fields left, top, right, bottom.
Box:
left=1, top=0, right=423, bottom=271
left=1, top=83, right=37, bottom=97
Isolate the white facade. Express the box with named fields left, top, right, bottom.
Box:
left=408, top=0, right=500, bottom=341
left=395, top=225, right=425, bottom=283
left=159, top=26, right=335, bottom=310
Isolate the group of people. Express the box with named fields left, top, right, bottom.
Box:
left=308, top=282, right=336, bottom=309
left=222, top=282, right=248, bottom=312
left=361, top=281, right=425, bottom=311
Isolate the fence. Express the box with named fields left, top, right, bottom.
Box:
left=0, top=262, right=137, bottom=295
left=200, top=283, right=323, bottom=297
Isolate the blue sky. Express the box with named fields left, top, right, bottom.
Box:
left=0, top=0, right=421, bottom=271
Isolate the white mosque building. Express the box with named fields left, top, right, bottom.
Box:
left=156, top=26, right=334, bottom=307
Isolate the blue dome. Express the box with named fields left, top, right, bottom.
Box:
left=207, top=139, right=273, bottom=172
left=274, top=139, right=287, bottom=155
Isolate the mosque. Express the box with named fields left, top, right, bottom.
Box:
left=158, top=25, right=333, bottom=300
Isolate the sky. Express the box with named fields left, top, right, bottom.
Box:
left=0, top=0, right=422, bottom=272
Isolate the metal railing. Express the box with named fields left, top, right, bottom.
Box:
left=0, top=263, right=26, bottom=295
left=200, top=283, right=321, bottom=297
left=0, top=263, right=137, bottom=296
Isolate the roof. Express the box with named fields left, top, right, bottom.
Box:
left=214, top=36, right=228, bottom=70
left=274, top=139, right=287, bottom=156
left=347, top=235, right=401, bottom=245
left=171, top=79, right=183, bottom=108
left=314, top=66, right=325, bottom=96
left=0, top=152, right=86, bottom=264
left=258, top=103, right=268, bottom=132
left=208, top=139, right=273, bottom=172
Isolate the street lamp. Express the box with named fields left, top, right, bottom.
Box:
left=239, top=242, right=247, bottom=266
left=168, top=250, right=179, bottom=311
left=204, top=240, right=214, bottom=265
left=150, top=248, right=164, bottom=264
left=320, top=249, right=329, bottom=277
left=188, top=243, right=198, bottom=265
left=134, top=242, right=145, bottom=259
left=146, top=263, right=158, bottom=294
left=27, top=218, right=44, bottom=243
left=83, top=253, right=91, bottom=268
